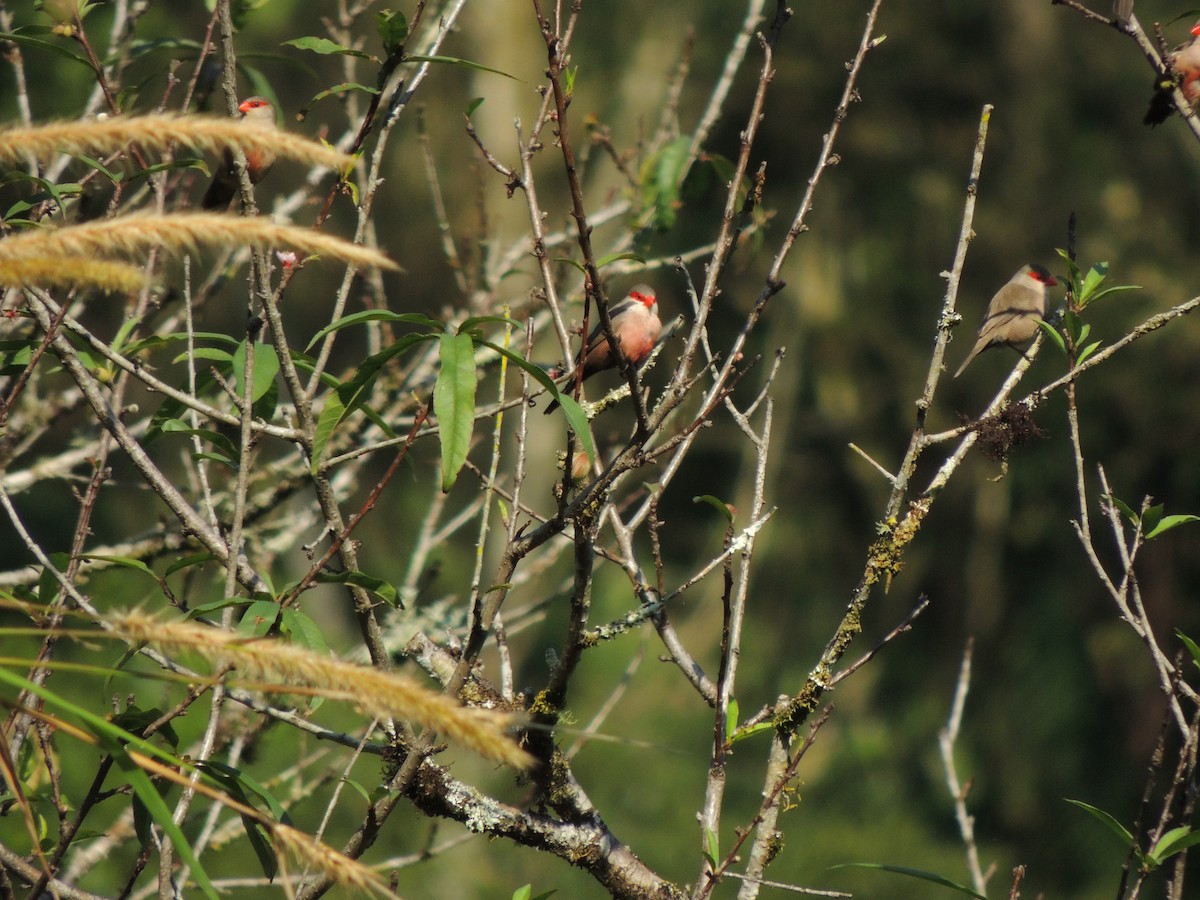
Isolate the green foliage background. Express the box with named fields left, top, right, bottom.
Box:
left=3, top=0, right=1200, bottom=897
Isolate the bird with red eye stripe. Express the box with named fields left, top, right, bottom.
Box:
left=954, top=264, right=1058, bottom=379
left=202, top=97, right=278, bottom=209
left=545, top=285, right=662, bottom=414
left=1145, top=21, right=1200, bottom=126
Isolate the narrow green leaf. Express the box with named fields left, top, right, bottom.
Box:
left=0, top=31, right=93, bottom=70
left=313, top=570, right=402, bottom=609
left=1078, top=261, right=1109, bottom=304
left=165, top=553, right=217, bottom=578
left=476, top=339, right=559, bottom=395
left=725, top=699, right=739, bottom=744
left=693, top=495, right=734, bottom=523
left=596, top=252, right=645, bottom=269
left=1177, top=630, right=1200, bottom=670
left=1107, top=494, right=1139, bottom=524
left=1054, top=248, right=1082, bottom=293
left=306, top=310, right=440, bottom=350
left=466, top=97, right=485, bottom=117
left=832, top=863, right=987, bottom=899
left=405, top=54, right=517, bottom=80
left=703, top=827, right=719, bottom=867
left=1064, top=798, right=1135, bottom=846
left=1145, top=514, right=1200, bottom=540
left=1075, top=340, right=1102, bottom=366
left=0, top=668, right=220, bottom=898
left=730, top=721, right=774, bottom=744
left=1080, top=284, right=1141, bottom=308
left=80, top=554, right=158, bottom=581
left=310, top=388, right=346, bottom=474
left=459, top=314, right=521, bottom=332
left=555, top=394, right=596, bottom=465
left=1149, top=825, right=1200, bottom=864
left=435, top=332, right=477, bottom=491
left=283, top=36, right=373, bottom=59
left=1037, top=319, right=1066, bottom=356
left=299, top=81, right=380, bottom=116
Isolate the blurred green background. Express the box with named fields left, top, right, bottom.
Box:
left=4, top=0, right=1200, bottom=897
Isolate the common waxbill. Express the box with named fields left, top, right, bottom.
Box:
left=545, top=285, right=662, bottom=413
left=202, top=97, right=277, bottom=209
left=954, top=264, right=1058, bottom=378
left=1145, top=22, right=1200, bottom=126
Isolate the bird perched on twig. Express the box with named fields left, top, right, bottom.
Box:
left=954, top=264, right=1058, bottom=379
left=545, top=285, right=662, bottom=413
left=202, top=96, right=277, bottom=209
left=1144, top=21, right=1200, bottom=126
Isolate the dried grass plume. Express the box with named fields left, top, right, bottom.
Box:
left=110, top=611, right=532, bottom=769
left=0, top=212, right=399, bottom=272
left=0, top=114, right=354, bottom=173
left=0, top=255, right=148, bottom=293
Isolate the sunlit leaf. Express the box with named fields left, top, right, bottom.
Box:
left=435, top=331, right=477, bottom=492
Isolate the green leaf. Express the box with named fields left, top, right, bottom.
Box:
left=730, top=721, right=774, bottom=744
left=306, top=310, right=441, bottom=350
left=1177, top=630, right=1200, bottom=670
left=1064, top=798, right=1136, bottom=847
left=1075, top=340, right=1102, bottom=366
left=405, top=54, right=517, bottom=80
left=310, top=388, right=346, bottom=474
left=435, top=331, right=477, bottom=491
left=157, top=420, right=239, bottom=460
left=459, top=314, right=522, bottom=333
left=1108, top=494, right=1139, bottom=524
left=1080, top=284, right=1141, bottom=308
left=313, top=570, right=402, bottom=609
left=693, top=495, right=734, bottom=523
left=1037, top=319, right=1065, bottom=356
left=280, top=608, right=331, bottom=655
left=1055, top=248, right=1082, bottom=294
left=1140, top=503, right=1164, bottom=537
left=553, top=257, right=587, bottom=275
left=1145, top=513, right=1200, bottom=540
left=166, top=553, right=218, bottom=578
left=0, top=30, right=93, bottom=71
left=79, top=554, right=158, bottom=582
left=555, top=394, right=596, bottom=465
left=703, top=826, right=719, bottom=867
left=466, top=97, right=485, bottom=117
left=283, top=36, right=373, bottom=60
left=377, top=9, right=409, bottom=57
left=0, top=667, right=220, bottom=899
left=309, top=331, right=436, bottom=472
left=299, top=81, right=380, bottom=117
left=832, top=863, right=987, bottom=899
left=237, top=599, right=282, bottom=637
left=232, top=341, right=279, bottom=404
left=476, top=340, right=559, bottom=395
left=640, top=136, right=690, bottom=231
left=194, top=761, right=281, bottom=880
left=725, top=699, right=739, bottom=744
left=1149, top=826, right=1200, bottom=865
left=596, top=252, right=645, bottom=269
left=1078, top=261, right=1108, bottom=304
